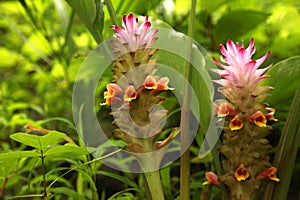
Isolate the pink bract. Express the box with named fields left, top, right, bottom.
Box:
left=212, top=39, right=272, bottom=90
left=110, top=13, right=158, bottom=51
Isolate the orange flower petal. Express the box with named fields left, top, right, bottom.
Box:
left=266, top=107, right=278, bottom=121
left=235, top=164, right=250, bottom=182
left=104, top=83, right=123, bottom=98
left=124, top=86, right=138, bottom=101
left=229, top=115, right=243, bottom=131
left=250, top=111, right=267, bottom=127
left=256, top=167, right=280, bottom=182
left=157, top=77, right=174, bottom=90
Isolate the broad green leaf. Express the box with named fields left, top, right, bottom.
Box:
left=44, top=144, right=89, bottom=159
left=153, top=29, right=214, bottom=138
left=0, top=151, right=40, bottom=176
left=263, top=56, right=300, bottom=120
left=10, top=131, right=66, bottom=150
left=200, top=0, right=229, bottom=13
left=214, top=10, right=270, bottom=44
left=66, top=0, right=104, bottom=43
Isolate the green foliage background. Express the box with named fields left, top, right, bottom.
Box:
left=0, top=0, right=299, bottom=199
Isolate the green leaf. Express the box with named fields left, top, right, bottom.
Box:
left=263, top=56, right=300, bottom=120
left=97, top=171, right=140, bottom=190
left=0, top=151, right=40, bottom=160
left=44, top=144, right=89, bottom=159
left=66, top=0, right=104, bottom=43
left=49, top=187, right=86, bottom=200
left=214, top=10, right=270, bottom=44
left=10, top=131, right=66, bottom=150
left=153, top=29, right=214, bottom=137
left=264, top=87, right=300, bottom=200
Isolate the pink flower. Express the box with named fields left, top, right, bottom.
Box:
left=110, top=13, right=158, bottom=51
left=212, top=39, right=272, bottom=90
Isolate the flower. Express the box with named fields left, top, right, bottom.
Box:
left=235, top=164, right=250, bottom=181
left=229, top=115, right=243, bottom=131
left=256, top=167, right=280, bottom=182
left=156, top=77, right=174, bottom=90
left=217, top=103, right=235, bottom=117
left=266, top=107, right=278, bottom=121
left=143, top=76, right=174, bottom=91
left=101, top=83, right=123, bottom=105
left=250, top=111, right=267, bottom=127
left=110, top=13, right=158, bottom=51
left=202, top=172, right=220, bottom=186
left=143, top=75, right=158, bottom=89
left=212, top=39, right=272, bottom=90
left=124, top=86, right=138, bottom=101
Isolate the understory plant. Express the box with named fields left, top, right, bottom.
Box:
left=203, top=39, right=280, bottom=199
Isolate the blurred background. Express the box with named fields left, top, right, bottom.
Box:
left=0, top=0, right=299, bottom=199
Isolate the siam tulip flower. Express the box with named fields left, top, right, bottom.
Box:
left=206, top=39, right=279, bottom=200
left=101, top=14, right=177, bottom=200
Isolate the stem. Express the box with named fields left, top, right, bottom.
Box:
left=0, top=177, right=8, bottom=197
left=211, top=139, right=228, bottom=200
left=138, top=154, right=165, bottom=200
left=40, top=150, right=47, bottom=198
left=180, top=0, right=196, bottom=199
left=104, top=0, right=118, bottom=26
left=144, top=170, right=165, bottom=200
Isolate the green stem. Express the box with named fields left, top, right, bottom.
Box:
left=144, top=170, right=165, bottom=200
left=40, top=150, right=47, bottom=198
left=180, top=0, right=197, bottom=199
left=137, top=152, right=164, bottom=200
left=104, top=0, right=118, bottom=26
left=211, top=139, right=228, bottom=200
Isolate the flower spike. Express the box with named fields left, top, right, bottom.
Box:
left=208, top=39, right=279, bottom=199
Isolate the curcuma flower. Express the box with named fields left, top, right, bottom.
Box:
left=208, top=39, right=279, bottom=200
left=101, top=13, right=178, bottom=158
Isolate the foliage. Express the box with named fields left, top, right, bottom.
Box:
left=0, top=0, right=299, bottom=199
